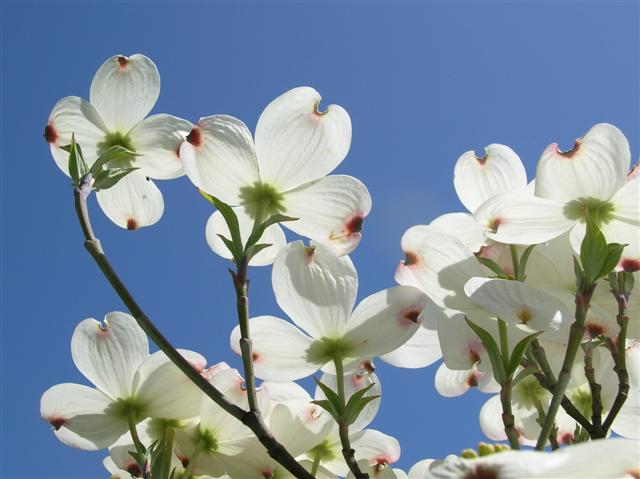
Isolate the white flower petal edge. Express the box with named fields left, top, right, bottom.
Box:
left=71, top=312, right=148, bottom=400
left=272, top=241, right=357, bottom=338
left=89, top=54, right=160, bottom=132
left=453, top=144, right=527, bottom=213
left=96, top=170, right=164, bottom=230
left=180, top=115, right=260, bottom=205
left=128, top=114, right=193, bottom=180
left=255, top=86, right=352, bottom=192
left=380, top=324, right=442, bottom=369
left=230, top=316, right=319, bottom=381
left=535, top=123, right=630, bottom=203
left=282, top=175, right=372, bottom=255
left=206, top=206, right=286, bottom=266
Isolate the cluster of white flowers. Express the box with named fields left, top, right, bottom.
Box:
left=42, top=54, right=639, bottom=478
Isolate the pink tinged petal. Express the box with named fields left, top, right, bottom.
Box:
left=437, top=313, right=486, bottom=370
left=255, top=86, right=352, bottom=191
left=430, top=212, right=489, bottom=253
left=208, top=367, right=270, bottom=413
left=535, top=123, right=631, bottom=203
left=342, top=286, right=428, bottom=359
left=40, top=383, right=127, bottom=450
left=350, top=429, right=401, bottom=467
left=282, top=175, right=372, bottom=255
left=348, top=461, right=401, bottom=479
left=380, top=324, right=442, bottom=369
left=454, top=144, right=527, bottom=213
left=434, top=363, right=491, bottom=397
left=128, top=114, right=193, bottom=180
left=133, top=349, right=205, bottom=420
left=46, top=96, right=109, bottom=175
left=71, top=312, right=148, bottom=399
left=474, top=192, right=574, bottom=245
left=180, top=115, right=260, bottom=205
left=230, top=316, right=320, bottom=381
left=205, top=206, right=286, bottom=266
left=464, top=277, right=570, bottom=332
left=273, top=241, right=357, bottom=338
left=89, top=54, right=160, bottom=132
left=268, top=403, right=334, bottom=458
left=395, top=225, right=485, bottom=311
left=96, top=170, right=164, bottom=229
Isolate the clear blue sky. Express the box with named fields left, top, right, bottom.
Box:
left=1, top=1, right=638, bottom=478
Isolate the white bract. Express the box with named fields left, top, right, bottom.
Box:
left=40, top=312, right=204, bottom=450
left=474, top=124, right=639, bottom=266
left=45, top=54, right=191, bottom=229
left=230, top=241, right=428, bottom=381
left=180, top=87, right=372, bottom=265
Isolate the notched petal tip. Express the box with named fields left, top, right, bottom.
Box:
left=48, top=417, right=66, bottom=431
left=117, top=55, right=129, bottom=70
left=44, top=123, right=58, bottom=144
left=126, top=218, right=139, bottom=230
left=403, top=251, right=419, bottom=266
left=312, top=99, right=329, bottom=116
left=552, top=139, right=582, bottom=158
left=186, top=127, right=202, bottom=147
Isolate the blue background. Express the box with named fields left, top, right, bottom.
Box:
left=1, top=1, right=638, bottom=478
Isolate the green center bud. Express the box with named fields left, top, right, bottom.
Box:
left=193, top=426, right=219, bottom=453
left=569, top=387, right=593, bottom=418
left=308, top=337, right=354, bottom=363
left=239, top=182, right=285, bottom=219
left=308, top=439, right=337, bottom=462
left=98, top=131, right=136, bottom=165
left=109, top=397, right=147, bottom=420
left=564, top=197, right=615, bottom=226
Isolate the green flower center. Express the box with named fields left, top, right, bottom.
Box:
left=564, top=197, right=615, bottom=226
left=513, top=376, right=548, bottom=408
left=108, top=397, right=147, bottom=420
left=308, top=337, right=355, bottom=363
left=570, top=387, right=593, bottom=418
left=98, top=131, right=136, bottom=166
left=239, top=182, right=285, bottom=219
left=309, top=439, right=338, bottom=462
left=194, top=426, right=219, bottom=453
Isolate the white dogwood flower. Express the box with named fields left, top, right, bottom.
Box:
left=45, top=54, right=191, bottom=229
left=230, top=241, right=428, bottom=381
left=40, top=312, right=204, bottom=450
left=180, top=87, right=371, bottom=265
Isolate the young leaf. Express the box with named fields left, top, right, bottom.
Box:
left=217, top=234, right=243, bottom=265
left=92, top=167, right=139, bottom=191
left=244, top=214, right=297, bottom=253
left=65, top=134, right=88, bottom=186
left=475, top=255, right=509, bottom=278
left=89, top=145, right=137, bottom=176
left=599, top=243, right=625, bottom=280
left=512, top=366, right=539, bottom=386
left=310, top=399, right=341, bottom=423
left=198, top=190, right=243, bottom=254
left=246, top=243, right=273, bottom=262
left=314, top=376, right=344, bottom=418
left=573, top=255, right=586, bottom=292
left=344, top=395, right=380, bottom=426
left=465, top=318, right=507, bottom=384
left=517, top=245, right=537, bottom=281
left=580, top=217, right=607, bottom=286
left=506, top=331, right=543, bottom=378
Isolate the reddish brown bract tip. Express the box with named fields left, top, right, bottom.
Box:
left=488, top=217, right=503, bottom=233
left=466, top=373, right=479, bottom=388
left=49, top=417, right=66, bottom=430
left=126, top=218, right=138, bottom=231
left=464, top=465, right=498, bottom=479
left=475, top=153, right=488, bottom=165
left=555, top=140, right=581, bottom=158
left=404, top=251, right=419, bottom=266
left=346, top=215, right=364, bottom=234
left=252, top=352, right=260, bottom=362
left=312, top=100, right=329, bottom=116
left=186, top=127, right=202, bottom=147
left=117, top=55, right=129, bottom=70
left=403, top=308, right=421, bottom=323
left=44, top=124, right=58, bottom=144
left=126, top=464, right=142, bottom=476
left=586, top=323, right=605, bottom=338
left=620, top=258, right=640, bottom=273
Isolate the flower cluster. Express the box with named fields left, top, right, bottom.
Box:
left=42, top=53, right=639, bottom=479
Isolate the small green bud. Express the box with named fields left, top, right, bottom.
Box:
left=460, top=449, right=478, bottom=459
left=477, top=442, right=495, bottom=456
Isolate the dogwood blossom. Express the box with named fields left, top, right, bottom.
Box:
left=45, top=54, right=191, bottom=229
left=180, top=87, right=371, bottom=265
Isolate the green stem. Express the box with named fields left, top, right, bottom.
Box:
left=333, top=355, right=368, bottom=479
left=499, top=379, right=520, bottom=449
left=127, top=411, right=149, bottom=479
left=582, top=341, right=604, bottom=435
left=602, top=283, right=630, bottom=433
left=73, top=185, right=314, bottom=479
left=509, top=244, right=520, bottom=279
left=310, top=450, right=322, bottom=477
left=182, top=441, right=203, bottom=479
left=535, top=287, right=595, bottom=450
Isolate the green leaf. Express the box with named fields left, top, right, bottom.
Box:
left=516, top=245, right=537, bottom=281
left=512, top=366, right=539, bottom=386
left=310, top=399, right=341, bottom=423
left=246, top=243, right=273, bottom=262
left=573, top=255, right=586, bottom=292
left=92, top=167, right=139, bottom=191
left=599, top=243, right=624, bottom=279
left=89, top=145, right=137, bottom=176
left=65, top=134, right=88, bottom=186
left=217, top=234, right=242, bottom=265
left=580, top=217, right=608, bottom=286
left=465, top=318, right=507, bottom=384
left=244, top=214, right=298, bottom=253
left=475, top=255, right=509, bottom=278
left=344, top=395, right=380, bottom=426
left=313, top=376, right=343, bottom=418
left=198, top=190, right=243, bottom=258
left=506, top=332, right=543, bottom=378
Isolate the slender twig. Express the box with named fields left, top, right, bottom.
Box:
left=582, top=341, right=604, bottom=436
left=73, top=184, right=314, bottom=479
left=535, top=287, right=595, bottom=450
left=602, top=281, right=631, bottom=433
left=499, top=379, right=520, bottom=449
left=333, top=355, right=368, bottom=479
